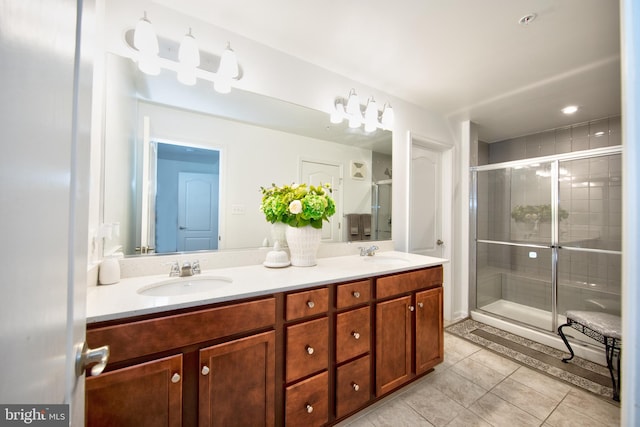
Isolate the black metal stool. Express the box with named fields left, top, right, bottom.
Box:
left=557, top=310, right=622, bottom=401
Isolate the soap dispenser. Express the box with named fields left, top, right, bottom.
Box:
left=99, top=251, right=122, bottom=285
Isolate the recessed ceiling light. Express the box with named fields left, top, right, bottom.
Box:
left=519, top=13, right=537, bottom=25
left=561, top=105, right=579, bottom=115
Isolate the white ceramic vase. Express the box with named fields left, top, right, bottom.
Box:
left=285, top=225, right=322, bottom=267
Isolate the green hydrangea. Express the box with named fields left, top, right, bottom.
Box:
left=260, top=182, right=335, bottom=228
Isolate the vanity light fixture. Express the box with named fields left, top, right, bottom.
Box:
left=331, top=89, right=394, bottom=131
left=129, top=12, right=243, bottom=93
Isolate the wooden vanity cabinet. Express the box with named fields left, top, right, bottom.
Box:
left=86, top=266, right=443, bottom=427
left=85, top=297, right=276, bottom=427
left=85, top=354, right=183, bottom=427
left=375, top=267, right=443, bottom=396
left=199, top=331, right=275, bottom=427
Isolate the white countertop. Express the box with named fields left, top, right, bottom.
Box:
left=87, top=251, right=448, bottom=324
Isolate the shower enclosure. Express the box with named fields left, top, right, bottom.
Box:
left=470, top=147, right=622, bottom=341
left=372, top=180, right=392, bottom=241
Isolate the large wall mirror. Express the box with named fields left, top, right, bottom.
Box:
left=102, top=53, right=392, bottom=257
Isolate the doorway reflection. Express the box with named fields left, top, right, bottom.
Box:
left=153, top=142, right=220, bottom=253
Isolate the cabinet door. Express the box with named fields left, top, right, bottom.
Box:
left=415, top=287, right=444, bottom=374
left=199, top=331, right=275, bottom=427
left=375, top=295, right=412, bottom=396
left=86, top=354, right=182, bottom=427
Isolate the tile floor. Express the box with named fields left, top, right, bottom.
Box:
left=336, top=332, right=621, bottom=427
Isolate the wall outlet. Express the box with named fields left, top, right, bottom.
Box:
left=231, top=204, right=246, bottom=215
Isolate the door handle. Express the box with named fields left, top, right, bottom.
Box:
left=179, top=226, right=187, bottom=230
left=76, top=342, right=110, bottom=377
left=436, top=239, right=444, bottom=246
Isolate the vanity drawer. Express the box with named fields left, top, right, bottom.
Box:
left=286, top=317, right=328, bottom=382
left=376, top=266, right=443, bottom=299
left=285, top=371, right=328, bottom=427
left=336, top=280, right=371, bottom=309
left=87, top=298, right=276, bottom=364
left=336, top=355, right=371, bottom=419
left=286, top=287, right=328, bottom=320
left=336, top=307, right=370, bottom=363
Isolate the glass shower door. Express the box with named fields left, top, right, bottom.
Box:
left=556, top=154, right=622, bottom=333
left=475, top=162, right=556, bottom=330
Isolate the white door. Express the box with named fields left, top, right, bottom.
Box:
left=410, top=145, right=444, bottom=257
left=300, top=160, right=342, bottom=242
left=177, top=172, right=219, bottom=251
left=0, top=1, right=94, bottom=424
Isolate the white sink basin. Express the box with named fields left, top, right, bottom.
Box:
left=362, top=255, right=411, bottom=266
left=137, top=275, right=234, bottom=297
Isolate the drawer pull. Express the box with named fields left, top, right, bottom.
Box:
left=418, top=302, right=424, bottom=308
left=409, top=305, right=415, bottom=312
left=201, top=366, right=210, bottom=376
left=351, top=331, right=361, bottom=340
left=352, top=291, right=361, bottom=298
left=352, top=382, right=360, bottom=392
left=305, top=403, right=314, bottom=413
left=306, top=345, right=315, bottom=355
left=171, top=373, right=181, bottom=383
left=306, top=300, right=315, bottom=308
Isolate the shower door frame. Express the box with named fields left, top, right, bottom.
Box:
left=470, top=145, right=622, bottom=333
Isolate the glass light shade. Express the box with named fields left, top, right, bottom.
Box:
left=179, top=31, right=200, bottom=67
left=381, top=104, right=394, bottom=129
left=214, top=77, right=232, bottom=94
left=330, top=103, right=345, bottom=124
left=134, top=13, right=160, bottom=76
left=346, top=89, right=360, bottom=116
left=348, top=116, right=361, bottom=129
left=137, top=53, right=160, bottom=76
left=218, top=43, right=239, bottom=79
left=133, top=15, right=159, bottom=56
left=364, top=98, right=379, bottom=128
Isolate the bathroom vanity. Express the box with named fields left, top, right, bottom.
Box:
left=85, top=252, right=445, bottom=426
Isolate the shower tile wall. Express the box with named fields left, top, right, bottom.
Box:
left=487, top=116, right=621, bottom=163
left=477, top=116, right=622, bottom=317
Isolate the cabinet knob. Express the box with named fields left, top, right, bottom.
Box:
left=306, top=345, right=315, bottom=355
left=418, top=302, right=424, bottom=308
left=409, top=305, right=415, bottom=312
left=305, top=404, right=314, bottom=414
left=171, top=373, right=181, bottom=383
left=201, top=366, right=210, bottom=376
left=352, top=382, right=360, bottom=392
left=352, top=291, right=361, bottom=298
left=351, top=331, right=360, bottom=340
left=307, top=300, right=315, bottom=309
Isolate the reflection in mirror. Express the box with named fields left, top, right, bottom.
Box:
left=102, top=53, right=392, bottom=257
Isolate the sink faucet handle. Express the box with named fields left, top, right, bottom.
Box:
left=192, top=260, right=201, bottom=275
left=168, top=261, right=180, bottom=277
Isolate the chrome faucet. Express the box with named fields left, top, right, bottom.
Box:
left=169, top=261, right=180, bottom=277
left=168, top=260, right=201, bottom=277
left=359, top=245, right=379, bottom=256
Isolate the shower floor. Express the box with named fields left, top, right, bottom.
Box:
left=477, top=299, right=604, bottom=356
left=480, top=299, right=558, bottom=330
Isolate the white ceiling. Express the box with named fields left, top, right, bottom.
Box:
left=152, top=0, right=621, bottom=142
